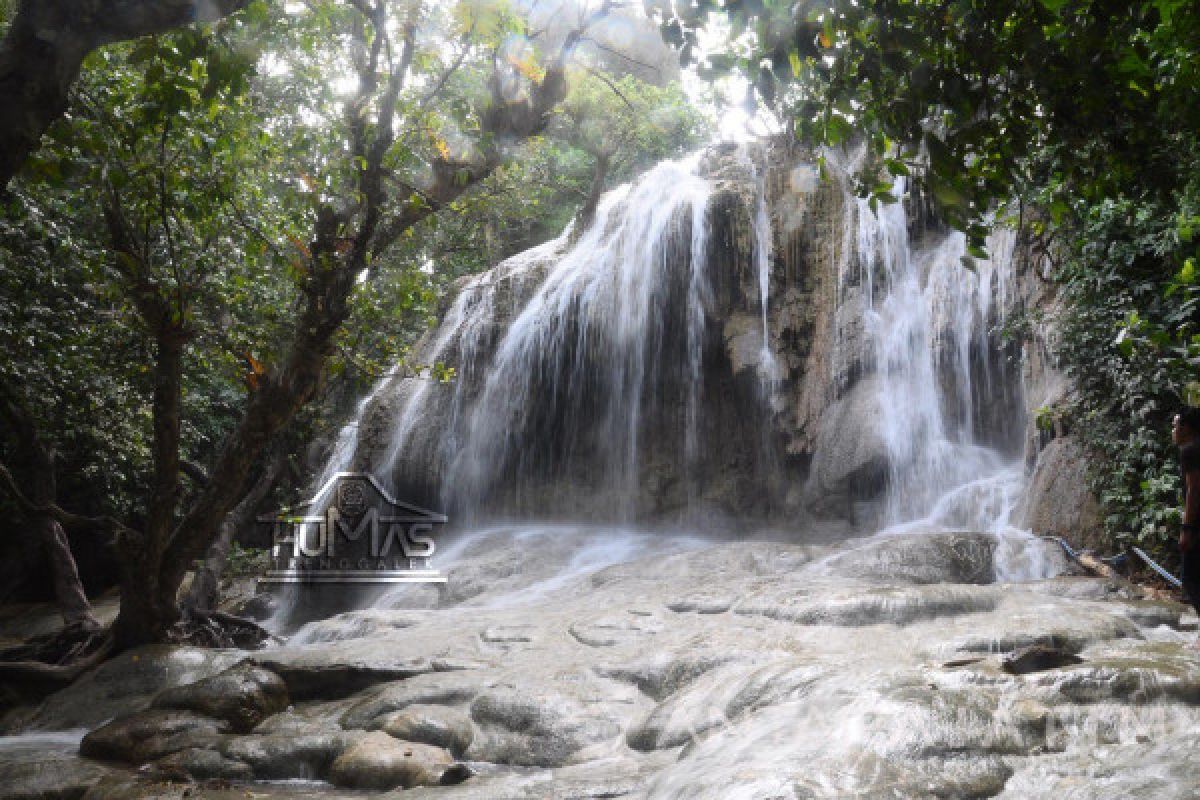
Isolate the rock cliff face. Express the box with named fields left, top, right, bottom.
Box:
left=1012, top=233, right=1106, bottom=546
left=332, top=139, right=1091, bottom=533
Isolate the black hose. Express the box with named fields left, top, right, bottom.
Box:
left=1038, top=534, right=1078, bottom=561
left=1131, top=546, right=1184, bottom=590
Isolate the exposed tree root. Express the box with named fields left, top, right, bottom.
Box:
left=0, top=608, right=276, bottom=709
left=0, top=628, right=115, bottom=704
left=168, top=608, right=278, bottom=650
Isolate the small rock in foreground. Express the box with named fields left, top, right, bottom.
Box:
left=1002, top=645, right=1084, bottom=675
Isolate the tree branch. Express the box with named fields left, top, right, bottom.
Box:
left=0, top=0, right=253, bottom=189
left=180, top=459, right=210, bottom=486
left=0, top=463, right=131, bottom=537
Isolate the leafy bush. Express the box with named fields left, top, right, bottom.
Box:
left=1055, top=180, right=1200, bottom=560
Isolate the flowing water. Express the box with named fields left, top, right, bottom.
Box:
left=443, top=155, right=714, bottom=518
left=280, top=140, right=1061, bottom=626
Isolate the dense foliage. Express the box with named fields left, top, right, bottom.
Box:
left=1056, top=181, right=1200, bottom=553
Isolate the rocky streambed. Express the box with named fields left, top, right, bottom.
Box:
left=2, top=526, right=1198, bottom=799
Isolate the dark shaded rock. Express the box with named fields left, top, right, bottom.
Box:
left=230, top=592, right=278, bottom=621
left=942, top=657, right=985, bottom=668
left=218, top=731, right=357, bottom=781
left=440, top=762, right=473, bottom=786
left=250, top=654, right=435, bottom=703
left=151, top=662, right=288, bottom=733
left=1002, top=645, right=1084, bottom=675
left=374, top=704, right=474, bottom=757
left=327, top=732, right=456, bottom=790
left=151, top=748, right=253, bottom=782
left=79, top=710, right=228, bottom=765
left=0, top=748, right=116, bottom=800
left=14, top=646, right=241, bottom=732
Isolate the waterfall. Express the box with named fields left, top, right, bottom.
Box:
left=748, top=154, right=778, bottom=389
left=308, top=141, right=1029, bottom=536
left=444, top=154, right=713, bottom=519
left=834, top=166, right=1024, bottom=531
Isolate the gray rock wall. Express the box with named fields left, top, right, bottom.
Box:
left=1013, top=234, right=1105, bottom=547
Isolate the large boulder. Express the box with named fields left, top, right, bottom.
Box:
left=251, top=647, right=436, bottom=703
left=327, top=731, right=458, bottom=790
left=374, top=704, right=475, bottom=757
left=12, top=646, right=242, bottom=732
left=219, top=731, right=357, bottom=781
left=805, top=377, right=889, bottom=516
left=151, top=747, right=254, bottom=781
left=79, top=709, right=228, bottom=764
left=1020, top=434, right=1105, bottom=550
left=151, top=662, right=288, bottom=733
left=0, top=742, right=117, bottom=800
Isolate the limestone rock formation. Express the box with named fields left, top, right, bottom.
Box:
left=79, top=708, right=229, bottom=764
left=1020, top=434, right=1106, bottom=549
left=319, top=138, right=1076, bottom=535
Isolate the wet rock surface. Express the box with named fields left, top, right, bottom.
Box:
left=5, top=646, right=242, bottom=733
left=80, top=709, right=230, bottom=764
left=3, top=526, right=1199, bottom=799
left=327, top=731, right=455, bottom=789
left=150, top=662, right=288, bottom=732
left=374, top=704, right=474, bottom=756
left=0, top=732, right=120, bottom=800
left=1002, top=645, right=1086, bottom=675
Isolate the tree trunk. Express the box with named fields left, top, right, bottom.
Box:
left=0, top=0, right=252, bottom=190
left=113, top=324, right=186, bottom=649
left=35, top=514, right=98, bottom=631
left=574, top=151, right=611, bottom=237
left=0, top=385, right=98, bottom=630
left=110, top=2, right=577, bottom=648
left=32, top=473, right=98, bottom=631
left=184, top=450, right=284, bottom=613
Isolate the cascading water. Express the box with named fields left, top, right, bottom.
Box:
left=443, top=154, right=715, bottom=519
left=320, top=147, right=796, bottom=525
left=748, top=153, right=779, bottom=390
left=829, top=162, right=1026, bottom=535
left=312, top=141, right=1034, bottom=536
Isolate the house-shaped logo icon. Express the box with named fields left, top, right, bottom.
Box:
left=259, top=472, right=447, bottom=584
